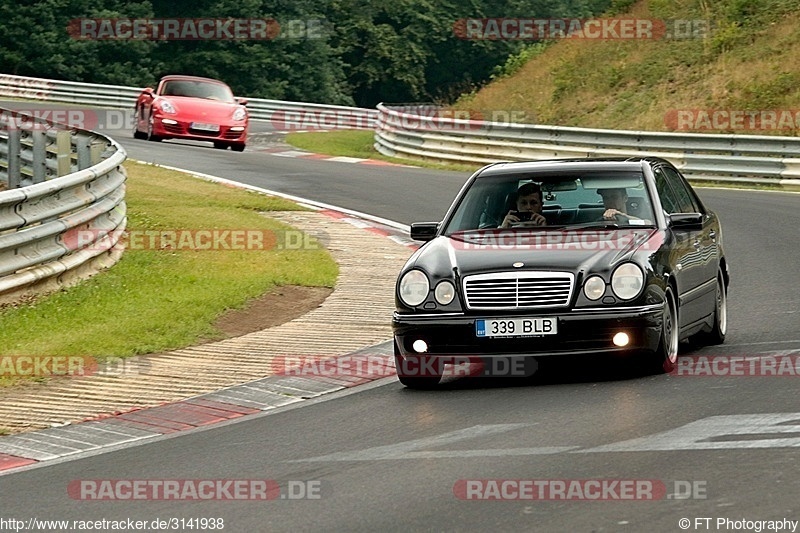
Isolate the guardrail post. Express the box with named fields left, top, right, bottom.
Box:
left=31, top=130, right=47, bottom=183
left=90, top=139, right=106, bottom=165
left=76, top=135, right=91, bottom=170
left=56, top=130, right=72, bottom=176
left=7, top=128, right=21, bottom=189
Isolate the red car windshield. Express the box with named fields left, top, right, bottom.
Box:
left=160, top=80, right=235, bottom=103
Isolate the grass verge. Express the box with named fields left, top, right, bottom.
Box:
left=285, top=130, right=481, bottom=173
left=0, top=161, right=338, bottom=365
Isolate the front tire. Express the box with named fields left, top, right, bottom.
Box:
left=646, top=287, right=679, bottom=374
left=146, top=114, right=162, bottom=142
left=394, top=342, right=442, bottom=389
left=231, top=143, right=246, bottom=152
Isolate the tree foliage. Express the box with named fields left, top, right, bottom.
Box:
left=0, top=0, right=613, bottom=106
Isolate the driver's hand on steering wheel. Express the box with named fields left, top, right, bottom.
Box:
left=602, top=209, right=626, bottom=220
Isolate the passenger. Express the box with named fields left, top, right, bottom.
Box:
left=499, top=182, right=547, bottom=228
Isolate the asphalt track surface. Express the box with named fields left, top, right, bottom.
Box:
left=1, top=102, right=800, bottom=532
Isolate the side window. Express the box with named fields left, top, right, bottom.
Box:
left=663, top=167, right=700, bottom=213
left=653, top=168, right=679, bottom=214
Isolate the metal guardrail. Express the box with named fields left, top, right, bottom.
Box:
left=0, top=73, right=377, bottom=129
left=0, top=106, right=127, bottom=300
left=374, top=104, right=800, bottom=186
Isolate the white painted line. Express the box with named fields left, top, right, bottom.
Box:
left=392, top=447, right=578, bottom=459
left=270, top=150, right=311, bottom=158
left=289, top=424, right=532, bottom=462
left=342, top=217, right=371, bottom=229
left=327, top=156, right=367, bottom=163
left=140, top=161, right=411, bottom=233
left=577, top=413, right=800, bottom=453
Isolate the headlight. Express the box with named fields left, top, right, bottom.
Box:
left=583, top=275, right=605, bottom=300
left=434, top=281, right=456, bottom=305
left=399, top=270, right=429, bottom=307
left=233, top=107, right=247, bottom=121
left=611, top=263, right=644, bottom=300
left=159, top=100, right=176, bottom=114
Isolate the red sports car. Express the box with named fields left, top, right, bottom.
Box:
left=133, top=75, right=249, bottom=151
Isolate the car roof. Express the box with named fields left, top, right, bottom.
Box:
left=159, top=75, right=229, bottom=85
left=476, top=157, right=669, bottom=177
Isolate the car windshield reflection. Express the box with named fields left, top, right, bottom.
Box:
left=443, top=171, right=656, bottom=234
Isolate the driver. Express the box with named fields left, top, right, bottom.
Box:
left=597, top=188, right=637, bottom=221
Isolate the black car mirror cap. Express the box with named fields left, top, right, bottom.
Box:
left=668, top=212, right=703, bottom=229
left=410, top=222, right=439, bottom=242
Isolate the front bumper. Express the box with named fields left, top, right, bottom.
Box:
left=152, top=116, right=248, bottom=143
left=393, top=303, right=664, bottom=359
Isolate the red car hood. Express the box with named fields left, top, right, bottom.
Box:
left=158, top=96, right=243, bottom=123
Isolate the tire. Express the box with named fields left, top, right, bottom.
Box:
left=706, top=271, right=728, bottom=344
left=647, top=287, right=679, bottom=374
left=213, top=142, right=228, bottom=150
left=694, top=270, right=727, bottom=346
left=394, top=342, right=442, bottom=389
left=146, top=114, right=162, bottom=142
left=231, top=143, right=246, bottom=152
left=132, top=109, right=147, bottom=140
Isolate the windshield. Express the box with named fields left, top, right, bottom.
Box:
left=443, top=170, right=656, bottom=234
left=160, top=80, right=236, bottom=103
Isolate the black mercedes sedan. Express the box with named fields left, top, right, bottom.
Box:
left=392, top=157, right=729, bottom=388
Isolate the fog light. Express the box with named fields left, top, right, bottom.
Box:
left=612, top=332, right=630, bottom=347
left=412, top=339, right=428, bottom=353
left=230, top=126, right=245, bottom=131
left=161, top=118, right=178, bottom=125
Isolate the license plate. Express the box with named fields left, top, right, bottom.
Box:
left=476, top=317, right=557, bottom=337
left=191, top=122, right=220, bottom=132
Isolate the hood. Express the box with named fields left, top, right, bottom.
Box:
left=158, top=96, right=243, bottom=122
left=412, top=228, right=662, bottom=278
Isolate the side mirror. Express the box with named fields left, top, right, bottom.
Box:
left=410, top=222, right=439, bottom=242
left=668, top=213, right=703, bottom=230
left=237, top=97, right=248, bottom=106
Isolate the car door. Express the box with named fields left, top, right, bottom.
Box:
left=663, top=166, right=719, bottom=316
left=653, top=165, right=707, bottom=328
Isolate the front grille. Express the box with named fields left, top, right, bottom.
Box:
left=463, top=272, right=574, bottom=310
left=187, top=127, right=219, bottom=137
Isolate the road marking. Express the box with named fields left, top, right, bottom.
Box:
left=289, top=424, right=577, bottom=462
left=577, top=413, right=800, bottom=452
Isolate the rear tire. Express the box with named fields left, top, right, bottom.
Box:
left=133, top=109, right=147, bottom=139
left=692, top=270, right=727, bottom=346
